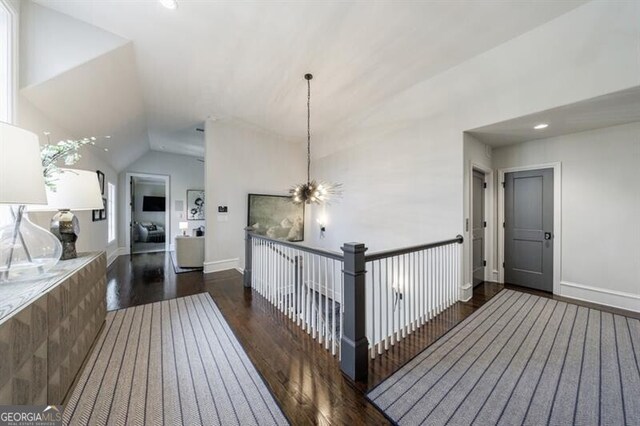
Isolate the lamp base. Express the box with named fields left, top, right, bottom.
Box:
left=0, top=205, right=62, bottom=282
left=51, top=210, right=80, bottom=260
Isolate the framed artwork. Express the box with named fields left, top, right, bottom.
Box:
left=187, top=189, right=205, bottom=220
left=92, top=197, right=107, bottom=222
left=247, top=194, right=304, bottom=242
left=96, top=170, right=105, bottom=195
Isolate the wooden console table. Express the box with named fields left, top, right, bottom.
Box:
left=0, top=252, right=106, bottom=404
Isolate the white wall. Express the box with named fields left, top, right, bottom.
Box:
left=305, top=1, right=640, bottom=295
left=119, top=150, right=204, bottom=252
left=493, top=123, right=640, bottom=311
left=492, top=122, right=640, bottom=312
left=17, top=96, right=120, bottom=262
left=204, top=119, right=305, bottom=273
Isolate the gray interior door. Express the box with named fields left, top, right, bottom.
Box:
left=472, top=170, right=485, bottom=286
left=130, top=176, right=134, bottom=254
left=504, top=168, right=554, bottom=292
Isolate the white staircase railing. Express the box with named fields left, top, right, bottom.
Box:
left=364, top=238, right=462, bottom=359
left=249, top=235, right=344, bottom=356
left=244, top=228, right=463, bottom=382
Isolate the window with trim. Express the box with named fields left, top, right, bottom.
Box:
left=0, top=0, right=15, bottom=123
left=107, top=182, right=116, bottom=243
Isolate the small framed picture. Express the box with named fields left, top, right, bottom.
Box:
left=96, top=170, right=105, bottom=195
left=187, top=189, right=205, bottom=220
left=101, top=197, right=107, bottom=220
left=92, top=197, right=106, bottom=222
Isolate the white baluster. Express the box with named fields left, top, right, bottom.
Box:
left=377, top=260, right=383, bottom=355
left=369, top=261, right=375, bottom=359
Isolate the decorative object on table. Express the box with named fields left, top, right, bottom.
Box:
left=0, top=122, right=62, bottom=282
left=289, top=73, right=342, bottom=205
left=179, top=221, right=189, bottom=236
left=96, top=170, right=105, bottom=195
left=40, top=136, right=95, bottom=190
left=248, top=193, right=304, bottom=242
left=186, top=189, right=205, bottom=220
left=194, top=225, right=205, bottom=237
left=30, top=168, right=104, bottom=260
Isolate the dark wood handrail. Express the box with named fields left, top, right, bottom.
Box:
left=247, top=231, right=345, bottom=261
left=365, top=235, right=463, bottom=262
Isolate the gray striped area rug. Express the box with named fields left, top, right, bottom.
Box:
left=367, top=289, right=640, bottom=425
left=63, top=293, right=288, bottom=425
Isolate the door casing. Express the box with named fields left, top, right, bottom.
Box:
left=498, top=162, right=562, bottom=294
left=125, top=172, right=171, bottom=254
left=472, top=169, right=486, bottom=286
left=467, top=162, right=494, bottom=290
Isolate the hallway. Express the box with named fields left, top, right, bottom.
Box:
left=103, top=253, right=640, bottom=424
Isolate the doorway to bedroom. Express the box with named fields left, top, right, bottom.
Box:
left=129, top=174, right=170, bottom=254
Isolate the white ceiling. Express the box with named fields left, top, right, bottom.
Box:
left=32, top=0, right=586, bottom=169
left=468, top=86, right=640, bottom=147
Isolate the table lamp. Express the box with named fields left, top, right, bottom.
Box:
left=179, top=221, right=189, bottom=236
left=0, top=122, right=62, bottom=282
left=29, top=168, right=104, bottom=260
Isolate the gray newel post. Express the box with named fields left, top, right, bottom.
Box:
left=243, top=227, right=253, bottom=288
left=340, top=242, right=369, bottom=382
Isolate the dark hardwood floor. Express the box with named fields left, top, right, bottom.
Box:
left=106, top=252, right=639, bottom=424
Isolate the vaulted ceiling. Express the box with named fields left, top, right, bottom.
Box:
left=26, top=0, right=586, bottom=170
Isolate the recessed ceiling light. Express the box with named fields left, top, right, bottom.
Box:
left=105, top=135, right=111, bottom=139
left=534, top=123, right=549, bottom=130
left=159, top=0, right=177, bottom=9
left=104, top=148, right=109, bottom=152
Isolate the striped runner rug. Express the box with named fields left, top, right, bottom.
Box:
left=63, top=293, right=288, bottom=425
left=367, top=289, right=640, bottom=425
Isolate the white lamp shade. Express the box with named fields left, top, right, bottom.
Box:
left=29, top=168, right=104, bottom=211
left=0, top=122, right=47, bottom=204
left=179, top=221, right=189, bottom=230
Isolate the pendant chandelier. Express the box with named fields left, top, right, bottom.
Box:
left=290, top=73, right=342, bottom=205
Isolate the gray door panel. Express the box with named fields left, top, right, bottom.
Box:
left=505, top=168, right=553, bottom=292
left=472, top=170, right=485, bottom=286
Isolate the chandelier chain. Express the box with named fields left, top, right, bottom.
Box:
left=307, top=77, right=311, bottom=184
left=289, top=73, right=342, bottom=205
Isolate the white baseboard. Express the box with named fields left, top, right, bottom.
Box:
left=559, top=280, right=640, bottom=313
left=204, top=258, right=239, bottom=274
left=107, top=247, right=130, bottom=267
left=460, top=282, right=473, bottom=302
left=235, top=267, right=244, bottom=274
